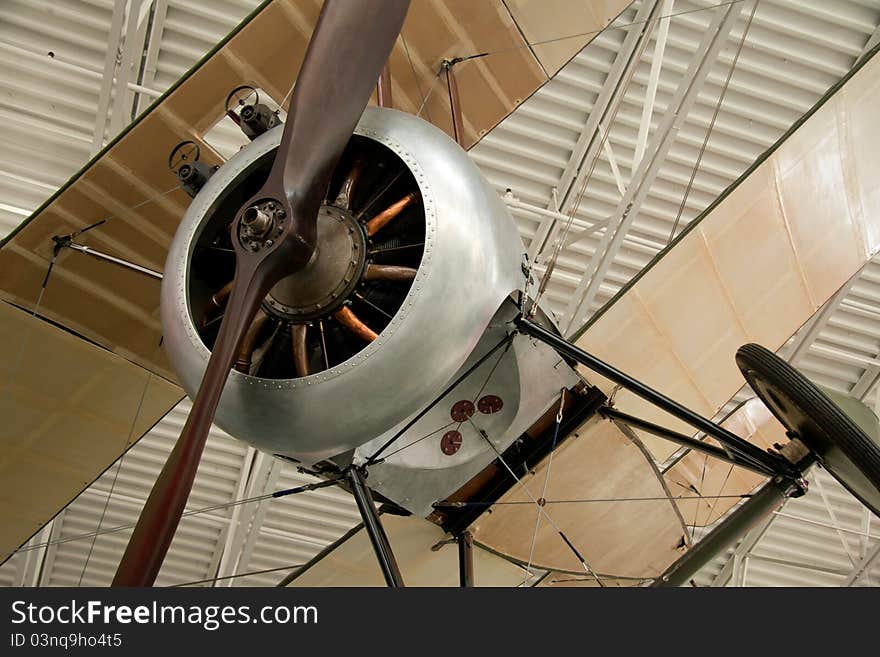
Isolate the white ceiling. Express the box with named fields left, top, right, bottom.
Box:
left=1, top=0, right=879, bottom=587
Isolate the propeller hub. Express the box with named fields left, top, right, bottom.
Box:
left=238, top=199, right=286, bottom=251
left=263, top=205, right=366, bottom=321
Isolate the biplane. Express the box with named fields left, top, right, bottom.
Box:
left=2, top=0, right=880, bottom=588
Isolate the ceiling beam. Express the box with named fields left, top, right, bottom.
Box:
left=748, top=553, right=850, bottom=578
left=599, top=121, right=627, bottom=196
left=561, top=0, right=746, bottom=336
left=858, top=23, right=880, bottom=64
left=843, top=540, right=880, bottom=586
left=634, top=0, right=673, bottom=169
left=527, top=0, right=659, bottom=263
left=91, top=0, right=128, bottom=154
left=781, top=259, right=880, bottom=400
left=37, top=514, right=65, bottom=587
left=213, top=451, right=281, bottom=586
left=208, top=446, right=257, bottom=586
left=851, top=347, right=880, bottom=399
left=859, top=503, right=873, bottom=561
left=108, top=0, right=153, bottom=138
left=786, top=276, right=860, bottom=366
left=136, top=0, right=169, bottom=116
left=710, top=511, right=774, bottom=586
left=14, top=521, right=54, bottom=587
left=812, top=474, right=859, bottom=567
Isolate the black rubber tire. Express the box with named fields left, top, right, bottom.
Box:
left=736, top=343, right=880, bottom=516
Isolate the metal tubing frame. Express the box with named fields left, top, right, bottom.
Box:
left=443, top=59, right=464, bottom=147
left=515, top=315, right=797, bottom=479
left=600, top=406, right=775, bottom=477
left=347, top=466, right=405, bottom=587
left=59, top=239, right=163, bottom=280
left=651, top=476, right=798, bottom=587
left=458, top=530, right=474, bottom=587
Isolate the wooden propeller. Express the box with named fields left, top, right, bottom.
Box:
left=113, top=0, right=410, bottom=586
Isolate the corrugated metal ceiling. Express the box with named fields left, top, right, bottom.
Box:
left=2, top=0, right=880, bottom=587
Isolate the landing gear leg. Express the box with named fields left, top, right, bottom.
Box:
left=458, top=530, right=474, bottom=587
left=347, top=466, right=405, bottom=587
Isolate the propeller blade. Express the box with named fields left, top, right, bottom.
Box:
left=266, top=0, right=410, bottom=232
left=365, top=192, right=419, bottom=236
left=113, top=255, right=276, bottom=586
left=292, top=324, right=310, bottom=377
left=112, top=0, right=409, bottom=586
left=334, top=306, right=379, bottom=342
left=363, top=264, right=417, bottom=282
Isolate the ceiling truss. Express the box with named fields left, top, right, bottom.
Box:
left=2, top=0, right=880, bottom=587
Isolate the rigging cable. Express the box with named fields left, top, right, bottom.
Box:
left=456, top=1, right=745, bottom=63
left=529, top=2, right=662, bottom=314
left=667, top=0, right=759, bottom=242
left=473, top=417, right=605, bottom=587
left=523, top=389, right=565, bottom=584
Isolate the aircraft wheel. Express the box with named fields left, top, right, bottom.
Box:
left=736, top=343, right=880, bottom=517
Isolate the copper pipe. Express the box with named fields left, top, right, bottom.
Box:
left=365, top=192, right=418, bottom=237
left=334, top=161, right=362, bottom=211
left=234, top=310, right=270, bottom=373
left=203, top=280, right=235, bottom=328
left=211, top=280, right=234, bottom=309
left=334, top=306, right=378, bottom=342
left=445, top=62, right=464, bottom=147
left=377, top=63, right=393, bottom=108
left=292, top=324, right=310, bottom=377
left=364, top=263, right=417, bottom=282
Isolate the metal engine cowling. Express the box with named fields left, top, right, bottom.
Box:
left=161, top=107, right=525, bottom=463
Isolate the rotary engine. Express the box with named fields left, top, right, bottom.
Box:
left=162, top=107, right=577, bottom=513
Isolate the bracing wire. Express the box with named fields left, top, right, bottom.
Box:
left=473, top=418, right=605, bottom=587
left=523, top=390, right=565, bottom=583
left=529, top=2, right=662, bottom=314
left=667, top=0, right=759, bottom=242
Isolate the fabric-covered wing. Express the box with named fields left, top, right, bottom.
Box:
left=0, top=301, right=182, bottom=560
left=571, top=48, right=880, bottom=523
left=472, top=417, right=688, bottom=578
